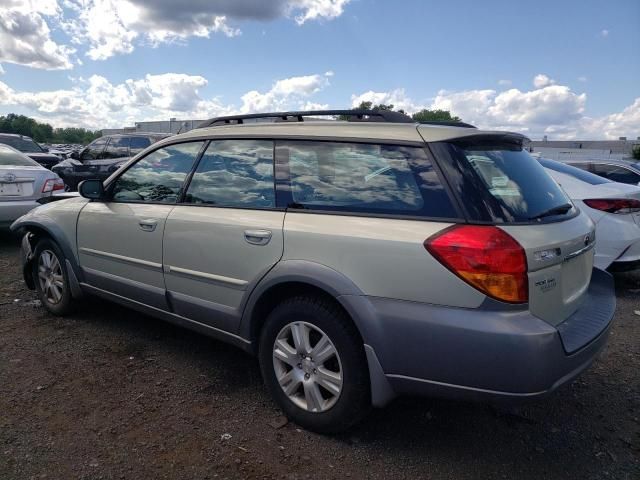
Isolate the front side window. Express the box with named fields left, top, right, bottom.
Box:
left=81, top=138, right=108, bottom=161
left=102, top=137, right=130, bottom=159
left=111, top=142, right=204, bottom=203
left=278, top=140, right=457, bottom=217
left=184, top=140, right=275, bottom=208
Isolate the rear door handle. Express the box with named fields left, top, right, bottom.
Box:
left=139, top=219, right=157, bottom=232
left=244, top=229, right=272, bottom=245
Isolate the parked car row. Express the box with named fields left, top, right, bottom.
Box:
left=9, top=110, right=621, bottom=433
left=0, top=144, right=64, bottom=228
left=0, top=133, right=65, bottom=169
left=52, top=133, right=171, bottom=190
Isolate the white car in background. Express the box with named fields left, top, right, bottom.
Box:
left=540, top=158, right=640, bottom=271
left=0, top=144, right=64, bottom=228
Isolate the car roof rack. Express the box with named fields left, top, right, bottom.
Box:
left=418, top=120, right=476, bottom=129
left=196, top=109, right=416, bottom=128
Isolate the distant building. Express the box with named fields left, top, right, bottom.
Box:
left=102, top=118, right=204, bottom=136
left=529, top=138, right=640, bottom=161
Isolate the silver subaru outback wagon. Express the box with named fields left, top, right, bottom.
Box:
left=11, top=110, right=616, bottom=433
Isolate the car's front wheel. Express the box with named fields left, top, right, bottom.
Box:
left=32, top=239, right=76, bottom=316
left=259, top=296, right=371, bottom=433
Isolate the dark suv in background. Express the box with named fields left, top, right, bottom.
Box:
left=52, top=132, right=171, bottom=190
left=0, top=133, right=63, bottom=169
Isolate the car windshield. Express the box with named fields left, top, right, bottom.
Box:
left=0, top=145, right=39, bottom=166
left=0, top=136, right=44, bottom=153
left=539, top=158, right=612, bottom=185
left=441, top=138, right=574, bottom=222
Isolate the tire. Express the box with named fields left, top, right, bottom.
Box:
left=32, top=238, right=76, bottom=316
left=259, top=295, right=371, bottom=433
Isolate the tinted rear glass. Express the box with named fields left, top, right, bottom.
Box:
left=539, top=158, right=612, bottom=185
left=436, top=139, right=573, bottom=223
left=0, top=145, right=39, bottom=166
left=0, top=136, right=43, bottom=153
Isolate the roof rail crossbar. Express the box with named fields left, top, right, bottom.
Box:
left=418, top=120, right=476, bottom=129
left=196, top=109, right=415, bottom=129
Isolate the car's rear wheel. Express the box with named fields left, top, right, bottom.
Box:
left=259, top=296, right=370, bottom=433
left=32, top=239, right=76, bottom=316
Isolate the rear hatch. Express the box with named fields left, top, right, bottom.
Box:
left=426, top=132, right=595, bottom=326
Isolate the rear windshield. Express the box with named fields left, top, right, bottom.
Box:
left=0, top=145, right=39, bottom=166
left=435, top=138, right=573, bottom=223
left=0, top=136, right=44, bottom=153
left=539, top=158, right=612, bottom=185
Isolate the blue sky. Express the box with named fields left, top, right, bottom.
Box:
left=0, top=0, right=638, bottom=139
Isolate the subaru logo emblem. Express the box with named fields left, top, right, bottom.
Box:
left=3, top=173, right=16, bottom=182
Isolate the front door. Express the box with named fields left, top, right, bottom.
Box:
left=162, top=139, right=284, bottom=332
left=77, top=141, right=206, bottom=310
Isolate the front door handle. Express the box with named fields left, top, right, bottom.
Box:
left=244, top=229, right=272, bottom=246
left=139, top=219, right=157, bottom=232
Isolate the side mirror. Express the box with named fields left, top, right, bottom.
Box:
left=70, top=151, right=80, bottom=160
left=78, top=179, right=105, bottom=200
left=42, top=147, right=50, bottom=153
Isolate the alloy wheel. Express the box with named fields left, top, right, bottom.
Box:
left=37, top=249, right=64, bottom=304
left=272, top=321, right=343, bottom=413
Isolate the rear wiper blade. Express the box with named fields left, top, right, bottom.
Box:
left=529, top=203, right=573, bottom=221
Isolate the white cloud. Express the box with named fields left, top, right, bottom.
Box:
left=240, top=72, right=332, bottom=112
left=498, top=79, right=512, bottom=86
left=350, top=88, right=425, bottom=113
left=63, top=0, right=350, bottom=60
left=0, top=71, right=332, bottom=128
left=0, top=64, right=4, bottom=75
left=0, top=0, right=74, bottom=69
left=533, top=74, right=556, bottom=89
left=289, top=0, right=351, bottom=24
left=577, top=76, right=588, bottom=83
left=600, top=29, right=609, bottom=38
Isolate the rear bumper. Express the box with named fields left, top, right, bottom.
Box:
left=342, top=268, right=615, bottom=406
left=0, top=200, right=39, bottom=226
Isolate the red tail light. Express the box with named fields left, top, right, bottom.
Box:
left=42, top=178, right=64, bottom=193
left=583, top=198, right=640, bottom=214
left=425, top=225, right=528, bottom=304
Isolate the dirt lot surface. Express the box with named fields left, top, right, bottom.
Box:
left=1, top=233, right=639, bottom=480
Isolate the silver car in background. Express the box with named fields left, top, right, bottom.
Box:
left=0, top=144, right=64, bottom=228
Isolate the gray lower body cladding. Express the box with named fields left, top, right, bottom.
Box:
left=342, top=268, right=615, bottom=404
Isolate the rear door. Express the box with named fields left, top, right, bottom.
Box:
left=77, top=141, right=205, bottom=309
left=428, top=134, right=595, bottom=325
left=163, top=139, right=284, bottom=332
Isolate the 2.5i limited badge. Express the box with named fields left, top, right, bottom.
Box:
left=535, top=277, right=557, bottom=293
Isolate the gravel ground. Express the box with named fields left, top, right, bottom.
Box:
left=1, top=232, right=639, bottom=479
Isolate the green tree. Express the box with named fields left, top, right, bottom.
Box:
left=632, top=145, right=640, bottom=161
left=411, top=109, right=461, bottom=122
left=0, top=113, right=101, bottom=145
left=338, top=103, right=460, bottom=122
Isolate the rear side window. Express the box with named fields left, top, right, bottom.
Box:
left=277, top=140, right=457, bottom=218
left=432, top=139, right=573, bottom=223
left=129, top=137, right=152, bottom=155
left=103, top=137, right=130, bottom=159
left=592, top=163, right=640, bottom=185
left=539, top=158, right=612, bottom=185
left=184, top=140, right=275, bottom=208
